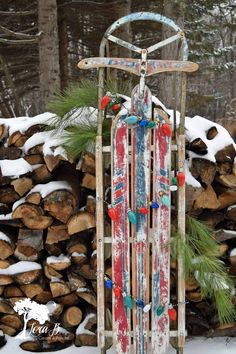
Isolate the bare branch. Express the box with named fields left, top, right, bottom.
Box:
left=0, top=25, right=42, bottom=39
left=0, top=10, right=36, bottom=16
left=0, top=38, right=39, bottom=45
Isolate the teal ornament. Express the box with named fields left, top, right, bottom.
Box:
left=146, top=121, right=156, bottom=128
left=136, top=300, right=145, bottom=308
left=151, top=201, right=159, bottom=209
left=160, top=195, right=170, bottom=208
left=108, top=100, right=114, bottom=108
left=124, top=295, right=133, bottom=309
left=139, top=119, right=148, bottom=127
left=105, top=278, right=113, bottom=289
left=171, top=177, right=178, bottom=185
left=128, top=209, right=137, bottom=224
left=156, top=305, right=164, bottom=316
left=124, top=115, right=139, bottom=124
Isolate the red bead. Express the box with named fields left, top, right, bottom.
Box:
left=111, top=103, right=120, bottom=112
left=162, top=123, right=172, bottom=137
left=168, top=308, right=177, bottom=321
left=177, top=171, right=185, bottom=187
left=108, top=207, right=118, bottom=221
left=100, top=95, right=111, bottom=109
left=139, top=207, right=148, bottom=215
left=114, top=287, right=122, bottom=298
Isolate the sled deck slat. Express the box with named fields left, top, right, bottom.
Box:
left=111, top=114, right=131, bottom=353
left=131, top=84, right=152, bottom=354
left=151, top=109, right=171, bottom=353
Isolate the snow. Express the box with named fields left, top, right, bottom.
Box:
left=0, top=213, right=12, bottom=220
left=72, top=252, right=86, bottom=257
left=47, top=254, right=70, bottom=264
left=227, top=204, right=236, bottom=211
left=0, top=232, right=11, bottom=244
left=0, top=113, right=55, bottom=136
left=185, top=115, right=235, bottom=164
left=91, top=250, right=97, bottom=257
left=0, top=158, right=32, bottom=178
left=0, top=335, right=236, bottom=353
left=28, top=181, right=72, bottom=198
left=12, top=198, right=26, bottom=211
left=76, top=287, right=90, bottom=293
left=230, top=248, right=236, bottom=257
left=0, top=261, right=41, bottom=275
left=76, top=313, right=96, bottom=336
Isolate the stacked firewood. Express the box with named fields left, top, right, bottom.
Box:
left=0, top=114, right=102, bottom=350
left=178, top=119, right=236, bottom=336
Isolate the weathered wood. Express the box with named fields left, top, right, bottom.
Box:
left=27, top=143, right=43, bottom=155
left=44, top=265, right=62, bottom=280
left=216, top=162, right=232, bottom=175
left=62, top=306, right=82, bottom=328
left=50, top=281, right=71, bottom=298
left=85, top=196, right=96, bottom=214
left=3, top=285, right=24, bottom=298
left=47, top=255, right=71, bottom=271
left=77, top=151, right=95, bottom=175
left=0, top=240, right=14, bottom=260
left=24, top=154, right=44, bottom=165
left=14, top=135, right=28, bottom=148
left=0, top=275, right=12, bottom=286
left=226, top=205, right=236, bottom=221
left=215, top=144, right=236, bottom=163
left=8, top=131, right=25, bottom=146
left=0, top=187, right=20, bottom=204
left=185, top=184, right=204, bottom=212
left=0, top=324, right=17, bottom=336
left=81, top=173, right=96, bottom=190
left=56, top=292, right=79, bottom=306
left=31, top=164, right=52, bottom=183
left=73, top=263, right=96, bottom=280
left=14, top=229, right=43, bottom=261
left=0, top=124, right=8, bottom=141
left=20, top=284, right=44, bottom=298
left=191, top=158, right=216, bottom=185
left=71, top=252, right=88, bottom=265
left=14, top=269, right=42, bottom=285
left=22, top=216, right=53, bottom=230
left=44, top=154, right=63, bottom=172
left=11, top=177, right=33, bottom=196
left=20, top=341, right=42, bottom=351
left=194, top=185, right=220, bottom=209
left=67, top=271, right=86, bottom=292
left=67, top=212, right=95, bottom=235
left=66, top=235, right=88, bottom=255
left=76, top=288, right=97, bottom=307
left=25, top=192, right=41, bottom=204
left=43, top=190, right=76, bottom=223
left=0, top=313, right=23, bottom=330
left=199, top=211, right=224, bottom=228
left=35, top=291, right=53, bottom=304
left=12, top=203, right=43, bottom=219
left=47, top=329, right=74, bottom=345
left=0, top=146, right=21, bottom=160
left=186, top=138, right=208, bottom=155
left=0, top=300, right=14, bottom=314
left=215, top=174, right=236, bottom=189
left=206, top=126, right=218, bottom=140
left=46, top=224, right=70, bottom=244
left=217, top=190, right=236, bottom=210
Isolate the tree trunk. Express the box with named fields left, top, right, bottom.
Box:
left=38, top=0, right=60, bottom=110
left=159, top=1, right=184, bottom=109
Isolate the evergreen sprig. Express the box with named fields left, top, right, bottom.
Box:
left=171, top=215, right=236, bottom=324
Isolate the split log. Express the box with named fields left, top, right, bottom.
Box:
left=206, top=126, right=218, bottom=140
left=20, top=284, right=44, bottom=298
left=191, top=158, right=216, bottom=185
left=77, top=152, right=95, bottom=175
left=217, top=190, right=236, bottom=210
left=46, top=224, right=70, bottom=244
left=81, top=173, right=96, bottom=190
left=0, top=300, right=14, bottom=314
left=215, top=174, right=236, bottom=189
left=44, top=265, right=63, bottom=280
left=66, top=235, right=88, bottom=255
left=50, top=281, right=71, bottom=298
left=45, top=243, right=65, bottom=257
left=72, top=263, right=96, bottom=280
left=35, top=291, right=53, bottom=304
left=0, top=187, right=20, bottom=204
left=8, top=131, right=25, bottom=146
left=226, top=205, right=236, bottom=221
left=71, top=252, right=88, bottom=265
left=14, top=229, right=43, bottom=261
left=62, top=306, right=82, bottom=328
left=46, top=255, right=71, bottom=271
left=0, top=275, right=13, bottom=286
left=216, top=162, right=232, bottom=175
left=67, top=271, right=87, bottom=292
left=31, top=164, right=52, bottom=183
left=214, top=229, right=236, bottom=242
left=194, top=185, right=220, bottom=209
left=43, top=190, right=77, bottom=223
left=24, top=154, right=44, bottom=165
left=44, top=155, right=64, bottom=172
left=27, top=143, right=43, bottom=155
left=215, top=144, right=236, bottom=163
left=85, top=196, right=96, bottom=214
left=22, top=216, right=53, bottom=230
left=14, top=269, right=42, bottom=285
left=0, top=324, right=17, bottom=336
left=3, top=285, right=24, bottom=298
left=0, top=313, right=23, bottom=330
left=12, top=203, right=44, bottom=219
left=0, top=146, right=21, bottom=160
left=20, top=341, right=42, bottom=352
left=11, top=177, right=33, bottom=196
left=76, top=288, right=97, bottom=307
left=67, top=212, right=95, bottom=235
left=14, top=135, right=28, bottom=148
left=186, top=138, right=208, bottom=155
left=0, top=124, right=8, bottom=141
left=199, top=211, right=224, bottom=228
left=25, top=192, right=41, bottom=205
left=185, top=184, right=203, bottom=212
left=56, top=293, right=79, bottom=306
left=75, top=313, right=97, bottom=347
left=46, top=328, right=74, bottom=346
left=0, top=238, right=14, bottom=260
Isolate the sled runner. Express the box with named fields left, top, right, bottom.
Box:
left=78, top=11, right=198, bottom=354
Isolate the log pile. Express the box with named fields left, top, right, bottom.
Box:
left=178, top=117, right=236, bottom=336
left=0, top=114, right=101, bottom=351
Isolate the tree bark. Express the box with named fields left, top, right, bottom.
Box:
left=38, top=0, right=60, bottom=110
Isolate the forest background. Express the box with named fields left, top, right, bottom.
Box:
left=0, top=0, right=235, bottom=126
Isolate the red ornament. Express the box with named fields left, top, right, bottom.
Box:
left=162, top=123, right=172, bottom=137
left=168, top=308, right=177, bottom=321
left=108, top=207, right=118, bottom=221
left=139, top=207, right=149, bottom=215
left=177, top=171, right=185, bottom=187
left=111, top=103, right=120, bottom=112
left=100, top=95, right=111, bottom=109
left=114, top=287, right=122, bottom=298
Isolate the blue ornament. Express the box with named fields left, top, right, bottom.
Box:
left=136, top=299, right=145, bottom=308
left=139, top=119, right=148, bottom=127
left=128, top=209, right=137, bottom=224
left=124, top=115, right=139, bottom=124
left=160, top=195, right=170, bottom=208
left=105, top=278, right=113, bottom=289
left=150, top=201, right=159, bottom=209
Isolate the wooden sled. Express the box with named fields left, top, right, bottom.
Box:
left=78, top=11, right=198, bottom=354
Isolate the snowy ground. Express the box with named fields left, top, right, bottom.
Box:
left=1, top=336, right=236, bottom=354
